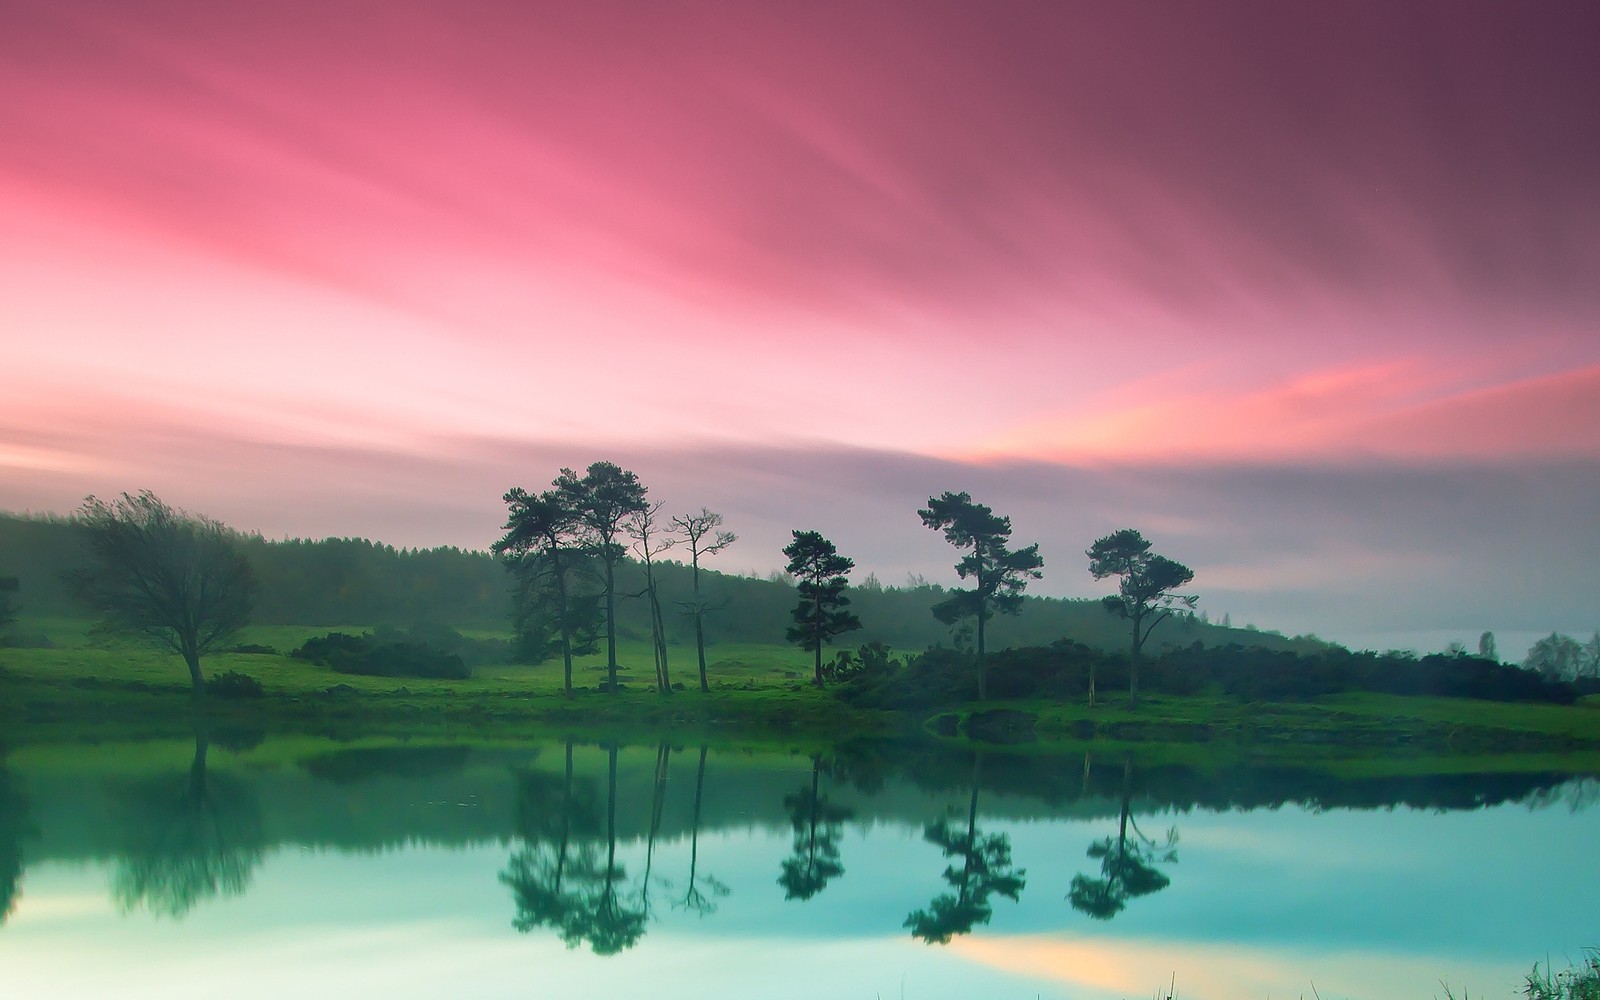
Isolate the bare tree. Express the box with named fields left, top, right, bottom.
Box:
left=71, top=492, right=255, bottom=697
left=627, top=502, right=677, bottom=694
left=670, top=508, right=736, bottom=692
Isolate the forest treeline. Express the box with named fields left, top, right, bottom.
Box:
left=0, top=511, right=1316, bottom=657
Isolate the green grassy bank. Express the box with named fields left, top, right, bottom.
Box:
left=4, top=619, right=1600, bottom=766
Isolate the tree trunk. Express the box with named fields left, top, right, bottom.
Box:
left=1129, top=612, right=1142, bottom=709
left=692, top=560, right=710, bottom=692
left=695, top=615, right=709, bottom=692
left=604, top=556, right=618, bottom=692
left=650, top=583, right=671, bottom=695
left=812, top=590, right=824, bottom=687
left=975, top=541, right=988, bottom=701
left=1088, top=660, right=1097, bottom=708
left=183, top=647, right=206, bottom=697
left=553, top=548, right=573, bottom=697
left=976, top=605, right=988, bottom=701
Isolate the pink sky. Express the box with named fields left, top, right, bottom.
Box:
left=2, top=0, right=1597, bottom=647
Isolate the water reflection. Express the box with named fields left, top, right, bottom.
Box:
left=778, top=755, right=851, bottom=901
left=1, top=732, right=1595, bottom=956
left=110, top=733, right=265, bottom=919
left=0, top=767, right=29, bottom=925
left=674, top=745, right=727, bottom=917
left=501, top=740, right=636, bottom=953
left=905, top=755, right=1026, bottom=943
left=1067, top=754, right=1178, bottom=921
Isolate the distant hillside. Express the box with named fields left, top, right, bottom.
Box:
left=0, top=511, right=1324, bottom=655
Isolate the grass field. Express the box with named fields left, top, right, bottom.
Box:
left=4, top=616, right=1600, bottom=765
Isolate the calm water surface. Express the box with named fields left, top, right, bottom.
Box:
left=1, top=736, right=1595, bottom=999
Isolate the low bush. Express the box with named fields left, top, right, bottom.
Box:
left=225, top=643, right=278, bottom=655
left=208, top=670, right=265, bottom=699
left=291, top=631, right=471, bottom=680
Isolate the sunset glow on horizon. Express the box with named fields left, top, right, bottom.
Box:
left=3, top=0, right=1597, bottom=646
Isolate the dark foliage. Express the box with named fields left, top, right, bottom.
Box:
left=836, top=640, right=1578, bottom=709
left=206, top=671, right=265, bottom=699
left=290, top=631, right=471, bottom=680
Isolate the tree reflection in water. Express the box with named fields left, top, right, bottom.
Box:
left=1068, top=754, right=1178, bottom=921
left=674, top=745, right=728, bottom=917
left=906, top=755, right=1026, bottom=943
left=502, top=743, right=644, bottom=954
left=778, top=755, right=852, bottom=901
left=111, top=733, right=265, bottom=918
left=0, top=766, right=31, bottom=925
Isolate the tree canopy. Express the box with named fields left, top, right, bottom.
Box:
left=783, top=530, right=863, bottom=687
left=1087, top=528, right=1196, bottom=708
left=70, top=492, right=256, bottom=696
left=559, top=463, right=649, bottom=692
left=918, top=492, right=1043, bottom=700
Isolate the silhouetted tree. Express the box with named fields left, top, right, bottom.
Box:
left=783, top=531, right=862, bottom=687
left=671, top=509, right=736, bottom=692
left=675, top=746, right=728, bottom=916
left=918, top=492, right=1043, bottom=701
left=111, top=733, right=265, bottom=918
left=70, top=492, right=255, bottom=697
left=627, top=504, right=677, bottom=694
left=562, top=464, right=649, bottom=692
left=906, top=756, right=1026, bottom=943
left=495, top=486, right=587, bottom=693
left=778, top=756, right=853, bottom=901
left=1087, top=528, right=1196, bottom=708
left=1068, top=756, right=1177, bottom=921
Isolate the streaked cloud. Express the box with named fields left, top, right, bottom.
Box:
left=1, top=0, right=1596, bottom=645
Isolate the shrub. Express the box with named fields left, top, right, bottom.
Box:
left=291, top=631, right=470, bottom=680
left=208, top=670, right=265, bottom=699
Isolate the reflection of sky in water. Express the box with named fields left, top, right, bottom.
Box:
left=3, top=793, right=1596, bottom=1000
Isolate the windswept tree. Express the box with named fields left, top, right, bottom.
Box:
left=71, top=492, right=256, bottom=697
left=782, top=531, right=862, bottom=687
left=1086, top=528, right=1196, bottom=708
left=671, top=508, right=736, bottom=692
left=495, top=486, right=585, bottom=695
left=918, top=492, right=1043, bottom=701
left=560, top=463, right=648, bottom=693
left=627, top=503, right=677, bottom=695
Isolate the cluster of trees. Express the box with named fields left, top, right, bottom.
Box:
left=25, top=480, right=1591, bottom=710
left=787, top=494, right=1191, bottom=709
left=1522, top=631, right=1600, bottom=684
left=494, top=462, right=737, bottom=696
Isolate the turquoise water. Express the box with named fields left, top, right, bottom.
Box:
left=1, top=738, right=1594, bottom=999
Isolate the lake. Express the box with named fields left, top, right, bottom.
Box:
left=1, top=734, right=1595, bottom=999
